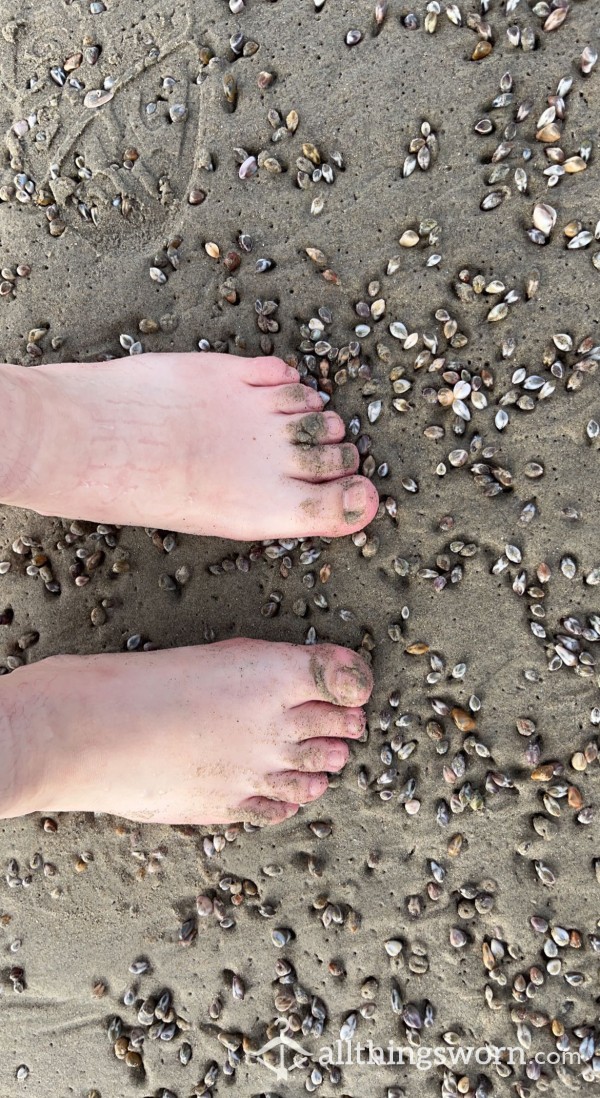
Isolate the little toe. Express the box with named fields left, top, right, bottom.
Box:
left=264, top=770, right=329, bottom=804
left=290, top=443, right=359, bottom=483
left=238, top=797, right=300, bottom=826
left=287, top=475, right=379, bottom=537
left=289, top=701, right=366, bottom=741
left=272, top=383, right=325, bottom=414
left=241, top=355, right=300, bottom=387
left=290, top=738, right=350, bottom=773
left=285, top=410, right=346, bottom=446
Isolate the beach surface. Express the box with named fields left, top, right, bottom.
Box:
left=0, top=0, right=599, bottom=1095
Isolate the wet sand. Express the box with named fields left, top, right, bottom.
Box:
left=0, top=0, right=599, bottom=1095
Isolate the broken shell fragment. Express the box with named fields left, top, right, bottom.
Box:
left=84, top=88, right=115, bottom=109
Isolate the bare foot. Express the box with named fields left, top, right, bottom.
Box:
left=0, top=353, right=379, bottom=539
left=0, top=640, right=373, bottom=825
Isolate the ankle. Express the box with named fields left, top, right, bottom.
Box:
left=0, top=364, right=48, bottom=510
left=0, top=666, right=51, bottom=818
left=0, top=654, right=117, bottom=817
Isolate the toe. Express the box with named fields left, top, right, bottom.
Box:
left=289, top=443, right=359, bottom=483
left=238, top=797, right=300, bottom=825
left=285, top=410, right=346, bottom=446
left=241, top=355, right=300, bottom=387
left=271, top=383, right=325, bottom=414
left=285, top=474, right=379, bottom=537
left=263, top=770, right=330, bottom=804
left=289, top=737, right=350, bottom=772
left=289, top=701, right=366, bottom=741
left=286, top=643, right=374, bottom=707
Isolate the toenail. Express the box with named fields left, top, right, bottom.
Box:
left=348, top=711, right=364, bottom=736
left=342, top=444, right=358, bottom=471
left=342, top=481, right=367, bottom=523
left=289, top=412, right=326, bottom=445
left=310, top=775, right=327, bottom=797
left=328, top=747, right=347, bottom=770
left=334, top=667, right=362, bottom=703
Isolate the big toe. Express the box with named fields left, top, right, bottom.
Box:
left=288, top=475, right=379, bottom=537
left=291, top=643, right=374, bottom=708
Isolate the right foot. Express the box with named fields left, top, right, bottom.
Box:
left=0, top=639, right=373, bottom=826
left=0, top=353, right=379, bottom=538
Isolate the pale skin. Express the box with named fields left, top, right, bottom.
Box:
left=0, top=352, right=378, bottom=825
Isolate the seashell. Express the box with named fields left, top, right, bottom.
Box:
left=552, top=332, right=573, bottom=351
left=543, top=6, right=568, bottom=30
left=567, top=231, right=593, bottom=249
left=536, top=123, right=561, bottom=142
left=580, top=45, right=598, bottom=74
left=84, top=87, right=114, bottom=109
left=563, top=156, right=587, bottom=173
left=532, top=202, right=557, bottom=234
left=472, top=41, right=492, bottom=60
left=487, top=302, right=509, bottom=322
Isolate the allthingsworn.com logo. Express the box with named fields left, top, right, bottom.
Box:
left=246, top=1020, right=583, bottom=1082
